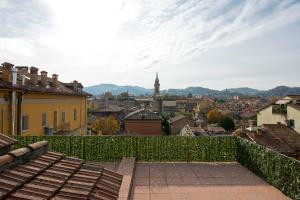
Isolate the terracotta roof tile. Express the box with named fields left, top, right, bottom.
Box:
left=0, top=136, right=123, bottom=200
left=125, top=109, right=162, bottom=120
left=169, top=114, right=187, bottom=124
left=0, top=134, right=17, bottom=150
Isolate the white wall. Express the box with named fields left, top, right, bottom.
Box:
left=287, top=106, right=300, bottom=134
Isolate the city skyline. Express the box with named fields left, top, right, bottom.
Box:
left=1, top=0, right=300, bottom=90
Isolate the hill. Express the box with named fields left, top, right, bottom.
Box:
left=84, top=84, right=300, bottom=97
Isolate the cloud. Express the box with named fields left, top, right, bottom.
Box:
left=116, top=0, right=300, bottom=68
left=1, top=0, right=300, bottom=89
left=0, top=0, right=53, bottom=38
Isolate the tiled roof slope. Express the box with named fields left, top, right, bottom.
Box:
left=0, top=134, right=17, bottom=150
left=125, top=109, right=162, bottom=120
left=0, top=139, right=123, bottom=199
left=0, top=134, right=17, bottom=156
left=0, top=78, right=90, bottom=97
left=234, top=124, right=300, bottom=156
left=169, top=114, right=187, bottom=124
left=0, top=63, right=90, bottom=97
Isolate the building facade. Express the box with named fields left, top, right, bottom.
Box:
left=0, top=62, right=89, bottom=136
left=257, top=95, right=300, bottom=133
left=169, top=114, right=195, bottom=135
left=124, top=109, right=162, bottom=135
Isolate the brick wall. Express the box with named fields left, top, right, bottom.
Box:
left=124, top=120, right=162, bottom=135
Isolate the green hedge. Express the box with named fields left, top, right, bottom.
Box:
left=13, top=135, right=237, bottom=162
left=237, top=137, right=300, bottom=200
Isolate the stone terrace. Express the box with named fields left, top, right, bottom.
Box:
left=130, top=162, right=290, bottom=200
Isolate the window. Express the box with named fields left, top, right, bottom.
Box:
left=73, top=109, right=77, bottom=120
left=22, top=115, right=29, bottom=131
left=290, top=119, right=295, bottom=128
left=62, top=112, right=66, bottom=123
left=42, top=112, right=46, bottom=127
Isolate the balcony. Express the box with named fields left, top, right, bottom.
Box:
left=272, top=104, right=287, bottom=114
left=12, top=136, right=299, bottom=200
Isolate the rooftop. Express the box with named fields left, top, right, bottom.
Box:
left=125, top=109, right=162, bottom=120
left=131, top=162, right=289, bottom=200
left=0, top=62, right=90, bottom=97
left=169, top=114, right=187, bottom=124
left=0, top=140, right=123, bottom=199
left=234, top=123, right=300, bottom=157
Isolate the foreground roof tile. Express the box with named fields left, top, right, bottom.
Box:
left=0, top=136, right=123, bottom=200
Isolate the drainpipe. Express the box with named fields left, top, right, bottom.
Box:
left=11, top=68, right=17, bottom=136
left=17, top=91, right=27, bottom=135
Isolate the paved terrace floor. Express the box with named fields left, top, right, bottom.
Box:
left=130, top=162, right=290, bottom=200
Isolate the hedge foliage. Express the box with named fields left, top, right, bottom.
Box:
left=13, top=135, right=237, bottom=162
left=237, top=137, right=300, bottom=200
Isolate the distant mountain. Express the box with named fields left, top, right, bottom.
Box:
left=84, top=84, right=153, bottom=96
left=258, top=86, right=300, bottom=97
left=84, top=84, right=300, bottom=97
left=223, top=87, right=260, bottom=96
left=165, top=87, right=218, bottom=96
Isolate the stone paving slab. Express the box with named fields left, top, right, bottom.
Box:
left=130, top=162, right=290, bottom=200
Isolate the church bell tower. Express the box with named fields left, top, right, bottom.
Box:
left=154, top=72, right=160, bottom=96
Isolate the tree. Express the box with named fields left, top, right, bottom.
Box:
left=218, top=116, right=235, bottom=131
left=207, top=108, right=222, bottom=123
left=91, top=116, right=119, bottom=135
left=162, top=118, right=171, bottom=135
left=187, top=93, right=192, bottom=98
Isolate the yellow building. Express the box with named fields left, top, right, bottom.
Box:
left=0, top=62, right=90, bottom=136
left=257, top=95, right=300, bottom=134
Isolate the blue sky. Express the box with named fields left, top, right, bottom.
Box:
left=1, top=0, right=300, bottom=90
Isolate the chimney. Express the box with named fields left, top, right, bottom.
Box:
left=40, top=71, right=48, bottom=87
left=29, top=67, right=39, bottom=86
left=1, top=62, right=14, bottom=82
left=15, top=66, right=28, bottom=75
left=12, top=68, right=17, bottom=86
left=15, top=67, right=28, bottom=85
left=52, top=74, right=58, bottom=88
left=72, top=80, right=78, bottom=92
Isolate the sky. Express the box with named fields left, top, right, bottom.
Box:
left=1, top=0, right=300, bottom=90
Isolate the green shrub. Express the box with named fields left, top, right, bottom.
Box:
left=13, top=135, right=236, bottom=162
left=237, top=137, right=300, bottom=200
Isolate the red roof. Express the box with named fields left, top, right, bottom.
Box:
left=234, top=124, right=300, bottom=156
left=0, top=134, right=17, bottom=151
left=0, top=139, right=123, bottom=199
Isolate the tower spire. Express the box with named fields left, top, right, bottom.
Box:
left=154, top=72, right=160, bottom=96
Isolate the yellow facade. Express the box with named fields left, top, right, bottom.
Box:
left=0, top=91, right=11, bottom=135
left=0, top=91, right=87, bottom=136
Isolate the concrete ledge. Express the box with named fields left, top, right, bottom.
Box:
left=117, top=157, right=136, bottom=200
